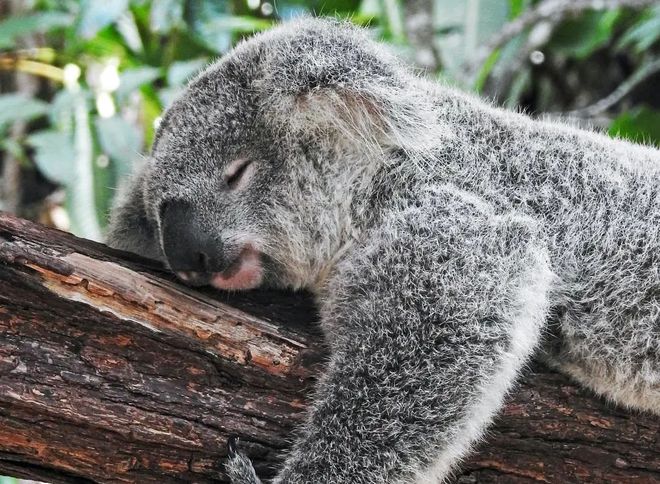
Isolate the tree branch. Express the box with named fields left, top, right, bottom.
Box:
left=403, top=0, right=442, bottom=73
left=464, top=0, right=657, bottom=83
left=0, top=212, right=658, bottom=483
left=561, top=56, right=660, bottom=118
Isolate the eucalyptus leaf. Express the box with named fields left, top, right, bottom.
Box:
left=26, top=130, right=76, bottom=185
left=0, top=94, right=49, bottom=128
left=474, top=49, right=501, bottom=92
left=277, top=5, right=310, bottom=20
left=379, top=0, right=405, bottom=43
left=117, top=67, right=162, bottom=100
left=550, top=10, right=621, bottom=59
left=49, top=90, right=78, bottom=130
left=0, top=12, right=72, bottom=49
left=508, top=0, right=526, bottom=19
left=435, top=0, right=510, bottom=81
left=202, top=16, right=272, bottom=34
left=96, top=116, right=143, bottom=175
left=150, top=0, right=185, bottom=33
left=77, top=27, right=129, bottom=58
left=316, top=0, right=362, bottom=14
left=70, top=92, right=103, bottom=240
left=190, top=16, right=273, bottom=54
left=116, top=10, right=144, bottom=53
left=186, top=0, right=232, bottom=53
left=167, top=58, right=208, bottom=86
left=359, top=0, right=380, bottom=18
left=505, top=68, right=531, bottom=109
left=0, top=138, right=26, bottom=164
left=158, top=86, right=183, bottom=109
left=77, top=0, right=130, bottom=38
left=609, top=107, right=660, bottom=146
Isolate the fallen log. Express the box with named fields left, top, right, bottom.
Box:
left=0, top=212, right=657, bottom=483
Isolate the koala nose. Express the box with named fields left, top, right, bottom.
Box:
left=160, top=200, right=222, bottom=281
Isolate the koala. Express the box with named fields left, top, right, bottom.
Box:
left=107, top=17, right=660, bottom=484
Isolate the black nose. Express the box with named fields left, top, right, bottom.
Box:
left=160, top=200, right=223, bottom=277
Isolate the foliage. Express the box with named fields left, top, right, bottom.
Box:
left=0, top=0, right=659, bottom=240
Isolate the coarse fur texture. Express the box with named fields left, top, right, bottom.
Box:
left=106, top=17, right=660, bottom=484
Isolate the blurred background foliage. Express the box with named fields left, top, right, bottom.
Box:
left=0, top=0, right=659, bottom=241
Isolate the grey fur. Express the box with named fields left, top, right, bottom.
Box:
left=106, top=18, right=660, bottom=484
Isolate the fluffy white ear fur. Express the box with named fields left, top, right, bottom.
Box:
left=262, top=82, right=451, bottom=165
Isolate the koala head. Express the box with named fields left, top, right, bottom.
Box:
left=108, top=18, right=436, bottom=293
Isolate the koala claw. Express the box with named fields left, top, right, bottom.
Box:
left=227, top=436, right=239, bottom=458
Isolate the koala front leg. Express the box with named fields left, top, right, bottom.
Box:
left=106, top=165, right=163, bottom=260
left=231, top=191, right=555, bottom=483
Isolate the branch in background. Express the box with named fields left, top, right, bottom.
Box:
left=0, top=54, right=64, bottom=82
left=464, top=0, right=657, bottom=83
left=0, top=0, right=41, bottom=216
left=402, top=0, right=442, bottom=73
left=484, top=19, right=555, bottom=101
left=561, top=56, right=660, bottom=117
left=0, top=123, right=25, bottom=215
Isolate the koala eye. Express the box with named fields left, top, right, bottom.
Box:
left=223, top=158, right=254, bottom=190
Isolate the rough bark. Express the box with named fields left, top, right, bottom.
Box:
left=0, top=212, right=658, bottom=483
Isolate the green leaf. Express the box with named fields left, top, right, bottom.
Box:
left=505, top=68, right=531, bottom=109
left=434, top=0, right=510, bottom=82
left=116, top=66, right=162, bottom=100
left=93, top=153, right=116, bottom=229
left=550, top=10, right=621, bottom=59
left=69, top=92, right=103, bottom=240
left=608, top=107, right=660, bottom=146
left=95, top=116, right=142, bottom=176
left=157, top=86, right=181, bottom=109
left=26, top=130, right=77, bottom=185
left=140, top=88, right=164, bottom=146
left=77, top=0, right=130, bottom=39
left=48, top=90, right=78, bottom=130
left=474, top=49, right=501, bottom=93
left=185, top=0, right=232, bottom=53
left=203, top=16, right=272, bottom=34
left=314, top=0, right=362, bottom=15
left=116, top=9, right=144, bottom=52
left=0, top=137, right=27, bottom=165
left=77, top=27, right=130, bottom=58
left=272, top=0, right=360, bottom=18
left=378, top=0, right=406, bottom=43
left=150, top=0, right=185, bottom=33
left=0, top=94, right=49, bottom=128
left=0, top=12, right=72, bottom=49
left=188, top=12, right=271, bottom=54
left=167, top=58, right=208, bottom=86
left=508, top=0, right=527, bottom=19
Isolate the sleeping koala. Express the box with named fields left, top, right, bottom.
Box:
left=107, top=17, right=660, bottom=484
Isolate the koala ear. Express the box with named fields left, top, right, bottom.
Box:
left=255, top=18, right=446, bottom=156
left=106, top=162, right=163, bottom=261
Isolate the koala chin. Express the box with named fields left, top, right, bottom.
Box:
left=107, top=17, right=660, bottom=484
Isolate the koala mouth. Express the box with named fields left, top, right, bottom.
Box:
left=210, top=246, right=263, bottom=291
left=176, top=245, right=263, bottom=291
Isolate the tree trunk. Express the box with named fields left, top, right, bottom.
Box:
left=0, top=212, right=658, bottom=483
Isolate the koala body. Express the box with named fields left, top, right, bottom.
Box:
left=107, top=18, right=660, bottom=484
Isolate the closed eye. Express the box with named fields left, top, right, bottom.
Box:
left=224, top=159, right=254, bottom=190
